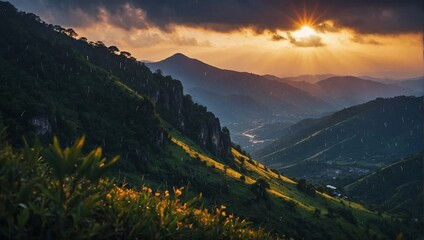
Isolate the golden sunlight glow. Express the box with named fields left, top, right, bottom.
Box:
left=293, top=25, right=316, bottom=39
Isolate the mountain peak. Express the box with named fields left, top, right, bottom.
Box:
left=152, top=52, right=216, bottom=72
left=169, top=52, right=189, bottom=59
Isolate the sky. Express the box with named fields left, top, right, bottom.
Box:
left=10, top=0, right=424, bottom=79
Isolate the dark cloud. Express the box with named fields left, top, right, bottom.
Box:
left=10, top=0, right=424, bottom=34
left=287, top=32, right=325, bottom=47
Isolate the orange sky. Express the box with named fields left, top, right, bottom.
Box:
left=10, top=1, right=424, bottom=79
left=73, top=24, right=423, bottom=79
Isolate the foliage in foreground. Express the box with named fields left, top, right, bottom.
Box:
left=0, top=137, right=276, bottom=239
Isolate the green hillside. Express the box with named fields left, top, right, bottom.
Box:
left=344, top=154, right=423, bottom=219
left=0, top=2, right=422, bottom=239
left=0, top=136, right=274, bottom=239
left=253, top=96, right=423, bottom=184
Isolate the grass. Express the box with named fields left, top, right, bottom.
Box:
left=164, top=124, right=408, bottom=239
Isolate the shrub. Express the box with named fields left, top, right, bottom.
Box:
left=240, top=175, right=246, bottom=182
left=250, top=178, right=271, bottom=201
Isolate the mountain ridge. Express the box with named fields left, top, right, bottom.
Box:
left=253, top=96, right=423, bottom=184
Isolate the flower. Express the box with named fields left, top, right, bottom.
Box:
left=173, top=187, right=183, bottom=196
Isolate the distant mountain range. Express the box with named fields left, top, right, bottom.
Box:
left=252, top=96, right=423, bottom=184
left=264, top=75, right=419, bottom=108
left=264, top=74, right=337, bottom=84
left=148, top=54, right=420, bottom=150
left=147, top=53, right=332, bottom=135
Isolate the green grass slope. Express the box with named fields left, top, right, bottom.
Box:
left=344, top=154, right=423, bottom=219
left=253, top=96, right=423, bottom=184
left=156, top=124, right=419, bottom=239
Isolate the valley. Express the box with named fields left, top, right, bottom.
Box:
left=1, top=1, right=423, bottom=239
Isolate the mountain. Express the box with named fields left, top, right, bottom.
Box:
left=2, top=2, right=418, bottom=239
left=253, top=96, right=424, bottom=185
left=265, top=74, right=337, bottom=84
left=147, top=54, right=333, bottom=146
left=316, top=76, right=408, bottom=106
left=344, top=154, right=423, bottom=219
left=264, top=75, right=408, bottom=108
left=187, top=87, right=273, bottom=124
left=395, top=77, right=424, bottom=96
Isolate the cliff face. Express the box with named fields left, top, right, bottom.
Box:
left=148, top=75, right=232, bottom=160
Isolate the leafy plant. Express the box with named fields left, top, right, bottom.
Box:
left=0, top=137, right=277, bottom=239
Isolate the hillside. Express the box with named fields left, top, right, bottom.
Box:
left=253, top=96, right=423, bottom=185
left=0, top=2, right=422, bottom=239
left=0, top=136, right=275, bottom=239
left=344, top=154, right=423, bottom=219
left=0, top=2, right=232, bottom=163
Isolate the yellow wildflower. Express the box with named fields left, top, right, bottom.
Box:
left=173, top=187, right=183, bottom=196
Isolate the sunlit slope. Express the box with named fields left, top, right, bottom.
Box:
left=253, top=96, right=423, bottom=183
left=344, top=154, right=423, bottom=218
left=164, top=124, right=401, bottom=239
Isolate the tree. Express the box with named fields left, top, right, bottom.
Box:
left=53, top=25, right=65, bottom=33
left=240, top=158, right=245, bottom=167
left=120, top=51, right=132, bottom=58
left=64, top=28, right=78, bottom=38
left=79, top=37, right=88, bottom=42
left=108, top=45, right=120, bottom=54
left=222, top=127, right=230, bottom=137
left=155, top=69, right=163, bottom=76
left=95, top=41, right=106, bottom=48
left=296, top=178, right=316, bottom=196
left=250, top=178, right=270, bottom=201
left=240, top=175, right=246, bottom=182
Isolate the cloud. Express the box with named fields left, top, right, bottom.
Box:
left=287, top=32, right=325, bottom=47
left=271, top=33, right=286, bottom=41
left=351, top=35, right=382, bottom=45
left=315, top=21, right=340, bottom=33
left=173, top=36, right=212, bottom=47
left=10, top=0, right=424, bottom=35
left=118, top=29, right=211, bottom=48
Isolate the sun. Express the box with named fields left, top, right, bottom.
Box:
left=293, top=25, right=316, bottom=39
